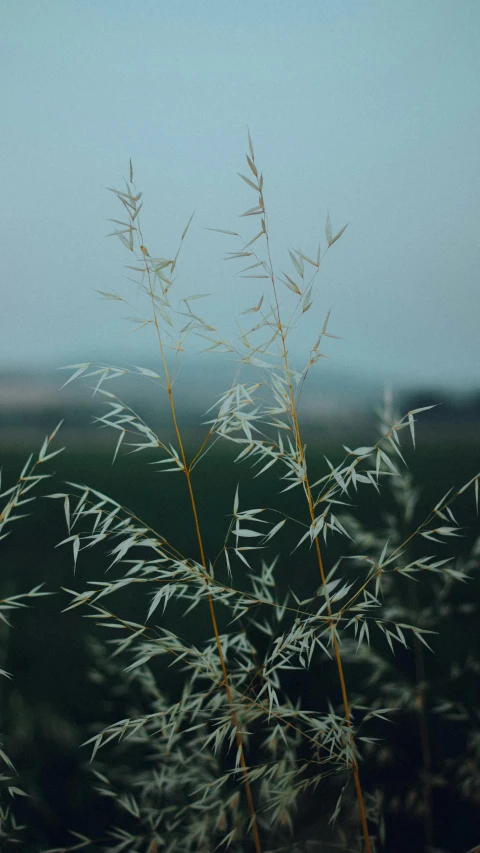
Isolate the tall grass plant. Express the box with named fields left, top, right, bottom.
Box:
left=3, top=136, right=479, bottom=852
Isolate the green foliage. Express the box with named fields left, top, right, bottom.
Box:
left=0, top=424, right=63, bottom=845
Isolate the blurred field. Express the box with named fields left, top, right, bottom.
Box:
left=0, top=373, right=479, bottom=849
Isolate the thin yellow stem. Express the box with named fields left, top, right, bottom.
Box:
left=143, top=257, right=262, bottom=852
left=259, top=186, right=372, bottom=851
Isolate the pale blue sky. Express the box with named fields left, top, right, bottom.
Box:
left=2, top=0, right=479, bottom=389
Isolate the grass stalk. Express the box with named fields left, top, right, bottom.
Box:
left=256, top=157, right=372, bottom=852
left=141, top=225, right=262, bottom=853
left=45, top=140, right=480, bottom=853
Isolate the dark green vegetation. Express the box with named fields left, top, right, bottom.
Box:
left=1, top=426, right=479, bottom=852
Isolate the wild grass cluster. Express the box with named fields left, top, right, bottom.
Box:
left=1, top=136, right=479, bottom=852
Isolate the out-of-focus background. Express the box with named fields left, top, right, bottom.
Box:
left=1, top=0, right=479, bottom=849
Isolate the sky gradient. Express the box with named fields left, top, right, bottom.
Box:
left=2, top=0, right=479, bottom=391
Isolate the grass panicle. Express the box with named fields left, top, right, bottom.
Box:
left=2, top=138, right=479, bottom=852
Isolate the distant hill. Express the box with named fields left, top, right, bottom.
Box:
left=1, top=360, right=478, bottom=451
